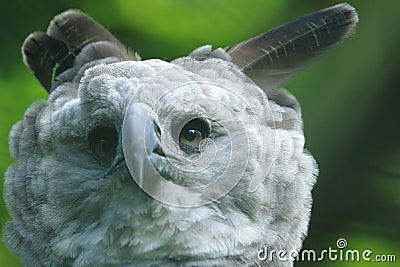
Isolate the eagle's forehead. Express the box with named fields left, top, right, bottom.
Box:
left=75, top=58, right=263, bottom=121
left=44, top=60, right=174, bottom=135
left=78, top=59, right=172, bottom=105
left=126, top=59, right=269, bottom=124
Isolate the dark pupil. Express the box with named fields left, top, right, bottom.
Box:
left=178, top=118, right=210, bottom=151
left=88, top=126, right=118, bottom=164
left=98, top=139, right=112, bottom=153
left=183, top=130, right=199, bottom=141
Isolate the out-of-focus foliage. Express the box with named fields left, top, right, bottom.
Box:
left=0, top=1, right=398, bottom=266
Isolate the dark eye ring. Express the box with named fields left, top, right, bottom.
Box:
left=179, top=118, right=209, bottom=150
left=88, top=126, right=118, bottom=165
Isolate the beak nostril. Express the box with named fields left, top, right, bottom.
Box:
left=154, top=123, right=161, bottom=138
left=153, top=145, right=165, bottom=157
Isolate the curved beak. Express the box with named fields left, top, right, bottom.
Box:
left=122, top=103, right=164, bottom=189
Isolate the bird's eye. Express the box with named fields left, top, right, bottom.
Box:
left=88, top=126, right=118, bottom=165
left=179, top=119, right=209, bottom=149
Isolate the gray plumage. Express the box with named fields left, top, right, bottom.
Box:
left=3, top=3, right=357, bottom=267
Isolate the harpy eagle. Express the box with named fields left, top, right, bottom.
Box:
left=3, top=3, right=357, bottom=266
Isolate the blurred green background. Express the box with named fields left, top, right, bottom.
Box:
left=0, top=0, right=398, bottom=266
